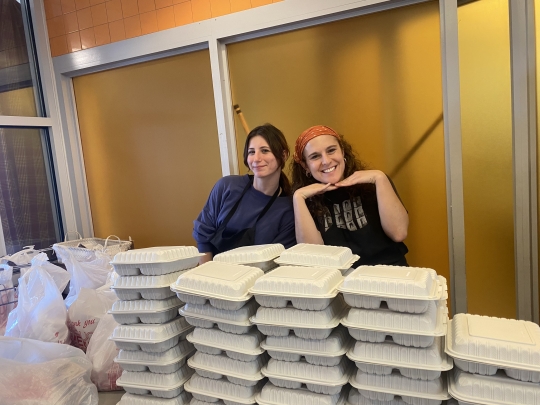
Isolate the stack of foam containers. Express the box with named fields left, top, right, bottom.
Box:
left=213, top=244, right=285, bottom=272
left=249, top=259, right=354, bottom=405
left=108, top=246, right=202, bottom=405
left=169, top=261, right=269, bottom=405
left=338, top=265, right=453, bottom=405
left=445, top=313, right=540, bottom=405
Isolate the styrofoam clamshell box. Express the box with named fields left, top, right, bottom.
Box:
left=251, top=294, right=347, bottom=334
left=113, top=270, right=188, bottom=300
left=187, top=351, right=268, bottom=386
left=117, top=391, right=191, bottom=405
left=347, top=387, right=453, bottom=405
left=111, top=246, right=203, bottom=276
left=109, top=296, right=184, bottom=324
left=114, top=340, right=195, bottom=373
left=213, top=244, right=284, bottom=271
left=275, top=243, right=359, bottom=270
left=116, top=363, right=194, bottom=399
left=446, top=314, right=540, bottom=383
left=349, top=369, right=450, bottom=401
left=256, top=381, right=349, bottom=405
left=249, top=266, right=343, bottom=310
left=347, top=336, right=452, bottom=378
left=186, top=327, right=265, bottom=362
left=448, top=368, right=540, bottom=405
left=170, top=262, right=263, bottom=309
left=110, top=316, right=193, bottom=352
left=261, top=325, right=353, bottom=367
left=261, top=357, right=353, bottom=395
left=179, top=298, right=258, bottom=333
left=341, top=300, right=448, bottom=338
left=342, top=278, right=448, bottom=315
left=184, top=373, right=265, bottom=404
left=347, top=328, right=435, bottom=348
left=339, top=266, right=444, bottom=300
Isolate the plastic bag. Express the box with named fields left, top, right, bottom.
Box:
left=0, top=336, right=98, bottom=405
left=68, top=288, right=117, bottom=351
left=86, top=314, right=123, bottom=391
left=5, top=265, right=70, bottom=344
left=28, top=253, right=70, bottom=293
left=0, top=265, right=16, bottom=335
left=1, top=245, right=40, bottom=266
left=63, top=250, right=112, bottom=308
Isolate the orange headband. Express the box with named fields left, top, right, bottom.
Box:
left=293, top=125, right=340, bottom=163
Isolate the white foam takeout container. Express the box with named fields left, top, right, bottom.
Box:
left=170, top=262, right=263, bottom=309
left=448, top=368, right=540, bottom=405
left=261, top=325, right=353, bottom=367
left=347, top=387, right=454, bottom=405
left=109, top=296, right=184, bottom=324
left=117, top=392, right=191, bottom=405
left=251, top=294, right=347, bottom=329
left=275, top=243, right=359, bottom=270
left=110, top=316, right=192, bottom=352
left=113, top=270, right=188, bottom=300
left=347, top=335, right=452, bottom=371
left=339, top=266, right=445, bottom=301
left=184, top=374, right=265, bottom=404
left=347, top=328, right=436, bottom=349
left=179, top=298, right=258, bottom=335
left=188, top=351, right=268, bottom=387
left=256, top=381, right=349, bottom=405
left=186, top=326, right=265, bottom=362
left=261, top=357, right=354, bottom=395
left=116, top=363, right=194, bottom=399
left=213, top=244, right=284, bottom=271
left=111, top=246, right=203, bottom=276
left=114, top=340, right=195, bottom=373
left=341, top=300, right=448, bottom=338
left=446, top=314, right=540, bottom=383
left=250, top=266, right=343, bottom=310
left=349, top=369, right=451, bottom=402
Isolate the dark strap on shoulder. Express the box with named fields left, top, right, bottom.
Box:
left=221, top=175, right=253, bottom=226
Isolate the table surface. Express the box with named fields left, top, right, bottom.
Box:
left=98, top=390, right=124, bottom=405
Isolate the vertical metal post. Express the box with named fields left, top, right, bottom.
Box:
left=439, top=0, right=468, bottom=315
left=509, top=0, right=538, bottom=322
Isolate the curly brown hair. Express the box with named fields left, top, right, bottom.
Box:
left=290, top=134, right=373, bottom=217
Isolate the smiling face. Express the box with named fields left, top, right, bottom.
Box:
left=303, top=135, right=345, bottom=184
left=247, top=135, right=281, bottom=179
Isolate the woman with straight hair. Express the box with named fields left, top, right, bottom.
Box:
left=193, top=123, right=295, bottom=263
left=291, top=125, right=408, bottom=267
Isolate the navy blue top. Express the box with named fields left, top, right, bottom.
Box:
left=193, top=175, right=296, bottom=254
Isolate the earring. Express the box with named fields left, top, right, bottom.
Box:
left=306, top=171, right=311, bottom=178
left=344, top=158, right=347, bottom=163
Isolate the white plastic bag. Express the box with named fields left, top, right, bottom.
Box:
left=64, top=250, right=112, bottom=307
left=1, top=245, right=40, bottom=266
left=68, top=288, right=117, bottom=351
left=29, top=253, right=70, bottom=293
left=0, top=265, right=16, bottom=335
left=0, top=336, right=98, bottom=405
left=86, top=313, right=123, bottom=391
left=5, top=265, right=70, bottom=344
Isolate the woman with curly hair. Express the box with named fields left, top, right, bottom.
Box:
left=291, top=125, right=409, bottom=266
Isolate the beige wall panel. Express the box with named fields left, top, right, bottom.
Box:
left=73, top=50, right=221, bottom=248
left=458, top=0, right=515, bottom=318
left=227, top=1, right=449, bottom=295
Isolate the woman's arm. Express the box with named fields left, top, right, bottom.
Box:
left=336, top=170, right=408, bottom=242
left=292, top=183, right=336, bottom=244
left=199, top=252, right=213, bottom=265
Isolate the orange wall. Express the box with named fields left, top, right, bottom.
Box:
left=45, top=0, right=282, bottom=56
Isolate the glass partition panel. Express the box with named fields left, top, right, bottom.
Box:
left=0, top=127, right=60, bottom=253
left=458, top=0, right=515, bottom=318
left=227, top=1, right=449, bottom=296
left=73, top=50, right=221, bottom=248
